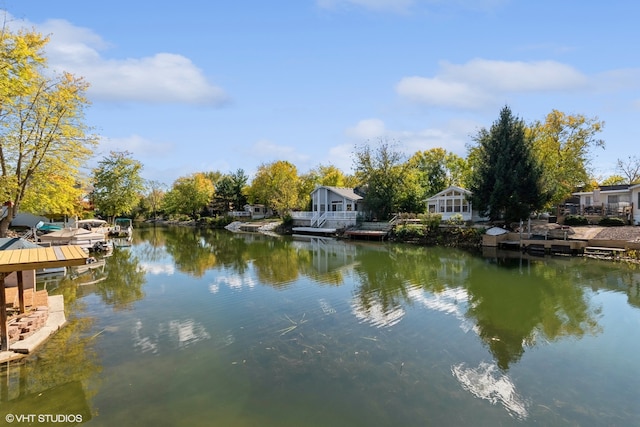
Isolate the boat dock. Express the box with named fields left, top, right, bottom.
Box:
left=0, top=295, right=67, bottom=362
left=517, top=239, right=588, bottom=256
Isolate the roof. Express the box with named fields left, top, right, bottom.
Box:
left=0, top=238, right=40, bottom=251
left=0, top=245, right=88, bottom=273
left=425, top=185, right=471, bottom=201
left=312, top=186, right=363, bottom=201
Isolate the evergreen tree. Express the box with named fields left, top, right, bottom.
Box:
left=469, top=106, right=547, bottom=224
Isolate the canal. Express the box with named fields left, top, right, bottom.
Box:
left=2, top=225, right=639, bottom=426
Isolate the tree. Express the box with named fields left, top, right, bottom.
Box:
left=214, top=169, right=248, bottom=213
left=529, top=110, right=605, bottom=208
left=91, top=151, right=145, bottom=220
left=142, top=180, right=167, bottom=220
left=0, top=28, right=98, bottom=236
left=353, top=138, right=411, bottom=219
left=247, top=161, right=299, bottom=215
left=162, top=172, right=214, bottom=219
left=468, top=106, right=547, bottom=224
left=615, top=155, right=640, bottom=184
left=600, top=175, right=627, bottom=186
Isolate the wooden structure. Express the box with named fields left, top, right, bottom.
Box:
left=0, top=245, right=88, bottom=351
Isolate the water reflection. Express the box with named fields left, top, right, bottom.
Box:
left=0, top=317, right=101, bottom=422
left=9, top=226, right=639, bottom=425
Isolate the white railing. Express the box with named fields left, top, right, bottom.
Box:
left=312, top=212, right=327, bottom=227
left=290, top=211, right=314, bottom=219
left=293, top=211, right=360, bottom=228
left=229, top=211, right=251, bottom=217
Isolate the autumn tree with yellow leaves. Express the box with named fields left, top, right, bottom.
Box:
left=0, top=26, right=97, bottom=236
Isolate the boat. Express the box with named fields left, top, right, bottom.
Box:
left=110, top=218, right=133, bottom=237
left=37, top=227, right=109, bottom=252
left=74, top=218, right=111, bottom=234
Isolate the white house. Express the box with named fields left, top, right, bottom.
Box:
left=425, top=185, right=487, bottom=222
left=291, top=186, right=363, bottom=229
left=572, top=184, right=640, bottom=224
left=229, top=204, right=273, bottom=220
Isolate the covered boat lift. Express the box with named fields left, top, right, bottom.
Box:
left=0, top=245, right=88, bottom=351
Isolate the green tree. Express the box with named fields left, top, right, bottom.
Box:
left=247, top=160, right=299, bottom=215
left=469, top=106, right=547, bottom=224
left=91, top=151, right=145, bottom=220
left=529, top=110, right=605, bottom=208
left=214, top=169, right=248, bottom=213
left=142, top=179, right=167, bottom=220
left=353, top=138, right=411, bottom=219
left=0, top=28, right=98, bottom=236
left=163, top=172, right=215, bottom=219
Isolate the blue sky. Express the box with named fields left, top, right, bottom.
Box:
left=5, top=0, right=639, bottom=185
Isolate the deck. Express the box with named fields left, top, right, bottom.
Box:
left=499, top=238, right=588, bottom=256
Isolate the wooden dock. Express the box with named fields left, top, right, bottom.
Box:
left=584, top=246, right=626, bottom=258
left=498, top=238, right=588, bottom=256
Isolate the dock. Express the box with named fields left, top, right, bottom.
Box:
left=584, top=246, right=626, bottom=258
left=0, top=295, right=66, bottom=362
left=343, top=229, right=389, bottom=241
left=292, top=227, right=338, bottom=236
left=496, top=237, right=588, bottom=256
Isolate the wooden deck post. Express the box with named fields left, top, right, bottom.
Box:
left=0, top=274, right=7, bottom=351
left=17, top=270, right=25, bottom=314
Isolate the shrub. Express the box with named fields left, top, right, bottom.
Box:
left=282, top=213, right=293, bottom=227
left=394, top=224, right=424, bottom=239
left=564, top=215, right=588, bottom=226
left=445, top=213, right=464, bottom=226
left=599, top=217, right=625, bottom=227
left=418, top=212, right=442, bottom=231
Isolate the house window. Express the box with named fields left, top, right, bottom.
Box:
left=608, top=195, right=619, bottom=204
left=446, top=199, right=453, bottom=212
left=331, top=201, right=343, bottom=211
left=346, top=204, right=352, bottom=211
left=254, top=207, right=261, bottom=213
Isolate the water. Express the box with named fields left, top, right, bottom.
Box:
left=2, top=226, right=640, bottom=426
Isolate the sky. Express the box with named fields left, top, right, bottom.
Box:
left=4, top=0, right=639, bottom=186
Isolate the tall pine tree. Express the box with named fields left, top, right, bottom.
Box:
left=469, top=106, right=547, bottom=224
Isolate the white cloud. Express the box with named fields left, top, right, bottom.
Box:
left=97, top=134, right=174, bottom=159
left=326, top=143, right=356, bottom=173
left=343, top=118, right=474, bottom=158
left=247, top=139, right=311, bottom=164
left=20, top=18, right=228, bottom=106
left=397, top=59, right=589, bottom=110
left=346, top=118, right=386, bottom=140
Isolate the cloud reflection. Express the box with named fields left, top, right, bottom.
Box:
left=451, top=362, right=529, bottom=419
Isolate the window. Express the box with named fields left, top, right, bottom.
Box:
left=608, top=195, right=619, bottom=204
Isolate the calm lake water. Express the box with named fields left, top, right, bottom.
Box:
left=2, top=226, right=640, bottom=426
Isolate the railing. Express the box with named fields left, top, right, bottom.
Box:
left=290, top=212, right=314, bottom=219
left=292, top=211, right=360, bottom=228
left=573, top=202, right=633, bottom=217
left=312, top=212, right=327, bottom=228
left=229, top=211, right=251, bottom=217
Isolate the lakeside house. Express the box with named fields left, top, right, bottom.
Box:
left=291, top=186, right=363, bottom=229
left=425, top=185, right=487, bottom=222
left=571, top=184, right=640, bottom=225
left=229, top=204, right=273, bottom=220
